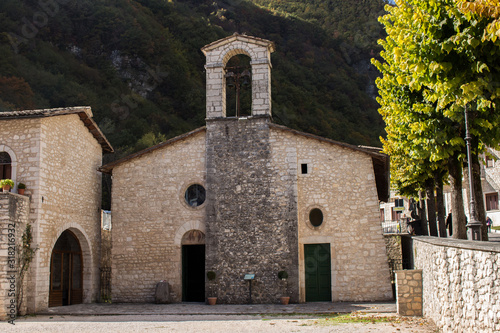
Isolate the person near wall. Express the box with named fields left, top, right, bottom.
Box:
left=446, top=213, right=453, bottom=237
left=486, top=216, right=492, bottom=233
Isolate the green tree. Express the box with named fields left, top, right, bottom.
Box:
left=373, top=0, right=500, bottom=239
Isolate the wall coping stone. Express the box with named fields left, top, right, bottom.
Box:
left=413, top=235, right=500, bottom=253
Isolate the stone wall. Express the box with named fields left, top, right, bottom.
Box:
left=269, top=127, right=392, bottom=302
left=205, top=117, right=299, bottom=304
left=111, top=130, right=207, bottom=303
left=414, top=236, right=500, bottom=332
left=31, top=114, right=103, bottom=310
left=395, top=269, right=422, bottom=316
left=0, top=193, right=30, bottom=321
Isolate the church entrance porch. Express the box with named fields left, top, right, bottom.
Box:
left=49, top=230, right=83, bottom=307
left=304, top=243, right=332, bottom=302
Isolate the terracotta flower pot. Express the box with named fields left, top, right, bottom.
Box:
left=280, top=296, right=290, bottom=305
left=2, top=185, right=11, bottom=192
left=207, top=297, right=217, bottom=305
left=18, top=188, right=25, bottom=195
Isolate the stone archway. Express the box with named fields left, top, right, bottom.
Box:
left=48, top=230, right=83, bottom=307
left=48, top=225, right=94, bottom=306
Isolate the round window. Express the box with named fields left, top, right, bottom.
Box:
left=185, top=184, right=206, bottom=207
left=309, top=208, right=324, bottom=227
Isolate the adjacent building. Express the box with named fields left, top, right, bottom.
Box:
left=0, top=107, right=112, bottom=318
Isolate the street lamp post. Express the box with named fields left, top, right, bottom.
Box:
left=464, top=105, right=482, bottom=240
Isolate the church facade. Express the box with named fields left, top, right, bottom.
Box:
left=102, top=35, right=392, bottom=304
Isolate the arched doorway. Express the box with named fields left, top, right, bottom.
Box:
left=181, top=230, right=205, bottom=302
left=49, top=230, right=83, bottom=307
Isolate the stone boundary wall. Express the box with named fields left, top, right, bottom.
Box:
left=0, top=193, right=30, bottom=322
left=395, top=269, right=422, bottom=316
left=413, top=236, right=500, bottom=332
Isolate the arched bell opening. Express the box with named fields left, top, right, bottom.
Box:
left=225, top=54, right=252, bottom=118
left=181, top=230, right=205, bottom=302
left=49, top=230, right=83, bottom=307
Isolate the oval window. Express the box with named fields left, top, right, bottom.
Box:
left=309, top=208, right=324, bottom=227
left=185, top=184, right=206, bottom=207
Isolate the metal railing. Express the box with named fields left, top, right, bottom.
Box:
left=381, top=220, right=407, bottom=234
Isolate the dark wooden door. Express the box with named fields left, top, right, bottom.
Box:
left=305, top=243, right=332, bottom=302
left=49, top=230, right=83, bottom=307
left=182, top=245, right=205, bottom=302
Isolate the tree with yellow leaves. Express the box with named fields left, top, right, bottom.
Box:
left=456, top=0, right=500, bottom=41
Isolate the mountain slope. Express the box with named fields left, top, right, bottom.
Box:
left=0, top=0, right=388, bottom=157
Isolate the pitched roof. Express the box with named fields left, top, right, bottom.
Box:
left=0, top=106, right=113, bottom=153
left=99, top=127, right=206, bottom=174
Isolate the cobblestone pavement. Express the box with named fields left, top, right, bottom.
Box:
left=1, top=302, right=438, bottom=332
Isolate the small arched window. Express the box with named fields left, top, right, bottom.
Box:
left=0, top=152, right=12, bottom=180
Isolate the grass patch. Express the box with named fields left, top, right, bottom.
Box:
left=492, top=226, right=500, bottom=231
left=312, top=313, right=400, bottom=326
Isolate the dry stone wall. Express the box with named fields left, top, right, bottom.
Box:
left=414, top=237, right=500, bottom=332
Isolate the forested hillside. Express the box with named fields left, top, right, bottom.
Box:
left=0, top=0, right=389, bottom=158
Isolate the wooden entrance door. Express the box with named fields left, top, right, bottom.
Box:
left=305, top=243, right=332, bottom=302
left=49, top=230, right=83, bottom=307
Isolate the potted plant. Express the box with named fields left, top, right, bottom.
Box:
left=207, top=271, right=217, bottom=305
left=1, top=179, right=14, bottom=192
left=278, top=270, right=290, bottom=305
left=17, top=183, right=26, bottom=195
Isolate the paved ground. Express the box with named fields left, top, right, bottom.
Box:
left=1, top=302, right=438, bottom=332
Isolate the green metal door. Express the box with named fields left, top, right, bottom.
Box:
left=305, top=243, right=332, bottom=302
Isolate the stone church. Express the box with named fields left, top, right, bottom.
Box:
left=101, top=34, right=393, bottom=304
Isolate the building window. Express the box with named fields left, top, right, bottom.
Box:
left=301, top=164, right=308, bottom=174
left=0, top=152, right=12, bottom=180
left=380, top=208, right=385, bottom=222
left=184, top=184, right=206, bottom=207
left=309, top=208, right=323, bottom=227
left=486, top=193, right=498, bottom=211
left=391, top=207, right=402, bottom=221
left=394, top=198, right=404, bottom=210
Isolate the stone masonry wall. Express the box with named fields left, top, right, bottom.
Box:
left=270, top=128, right=392, bottom=302
left=414, top=237, right=500, bottom=332
left=396, top=269, right=422, bottom=316
left=0, top=193, right=30, bottom=321
left=111, top=130, right=206, bottom=303
left=31, top=114, right=103, bottom=311
left=205, top=117, right=299, bottom=304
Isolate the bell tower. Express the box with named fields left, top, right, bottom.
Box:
left=201, top=33, right=275, bottom=119
left=202, top=35, right=299, bottom=304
